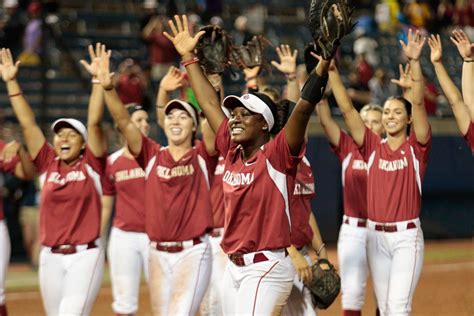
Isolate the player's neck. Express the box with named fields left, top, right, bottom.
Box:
left=241, top=135, right=269, bottom=161
left=168, top=142, right=192, bottom=161
left=386, top=132, right=407, bottom=151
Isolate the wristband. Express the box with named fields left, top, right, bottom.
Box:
left=301, top=71, right=328, bottom=104
left=104, top=86, right=114, bottom=91
left=91, top=78, right=100, bottom=84
left=316, top=243, right=326, bottom=256
left=9, top=92, right=22, bottom=98
left=245, top=75, right=257, bottom=81
left=464, top=59, right=474, bottom=63
left=285, top=72, right=297, bottom=81
left=180, top=57, right=200, bottom=67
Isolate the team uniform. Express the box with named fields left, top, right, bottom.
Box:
left=34, top=141, right=105, bottom=316
left=216, top=119, right=304, bottom=315
left=463, top=121, right=474, bottom=152
left=135, top=135, right=214, bottom=315
left=200, top=156, right=227, bottom=316
left=331, top=130, right=370, bottom=313
left=102, top=149, right=149, bottom=315
left=360, top=128, right=432, bottom=316
left=283, top=157, right=317, bottom=316
left=0, top=140, right=19, bottom=315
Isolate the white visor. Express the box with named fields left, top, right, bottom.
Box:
left=222, top=93, right=275, bottom=130
left=164, top=99, right=198, bottom=127
left=51, top=118, right=88, bottom=141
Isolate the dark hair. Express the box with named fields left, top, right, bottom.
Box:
left=270, top=99, right=293, bottom=136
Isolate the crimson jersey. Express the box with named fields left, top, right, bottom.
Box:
left=464, top=121, right=474, bottom=152
left=290, top=157, right=315, bottom=249
left=0, top=140, right=19, bottom=220
left=210, top=156, right=225, bottom=228
left=216, top=119, right=304, bottom=254
left=103, top=149, right=146, bottom=232
left=332, top=130, right=368, bottom=218
left=361, top=128, right=432, bottom=222
left=34, top=142, right=105, bottom=246
left=135, top=135, right=214, bottom=242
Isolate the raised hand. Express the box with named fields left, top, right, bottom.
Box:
left=0, top=48, right=20, bottom=82
left=0, top=140, right=21, bottom=163
left=96, top=46, right=114, bottom=90
left=310, top=51, right=336, bottom=71
left=243, top=66, right=260, bottom=81
left=271, top=44, right=298, bottom=75
left=163, top=15, right=205, bottom=57
left=428, top=34, right=443, bottom=63
left=159, top=66, right=184, bottom=92
left=391, top=63, right=412, bottom=90
left=450, top=29, right=473, bottom=60
left=80, top=43, right=108, bottom=77
left=400, top=29, right=426, bottom=61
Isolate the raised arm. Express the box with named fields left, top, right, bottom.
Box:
left=271, top=44, right=300, bottom=102
left=429, top=34, right=471, bottom=135
left=163, top=15, right=225, bottom=132
left=0, top=140, right=36, bottom=180
left=80, top=43, right=107, bottom=157
left=0, top=48, right=45, bottom=159
left=400, top=29, right=430, bottom=144
left=451, top=29, right=474, bottom=119
left=96, top=49, right=143, bottom=156
left=200, top=117, right=217, bottom=155
left=156, top=66, right=184, bottom=128
left=391, top=63, right=413, bottom=102
left=315, top=98, right=341, bottom=147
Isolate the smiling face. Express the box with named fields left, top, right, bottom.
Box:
left=164, top=108, right=195, bottom=146
left=382, top=99, right=412, bottom=137
left=53, top=127, right=85, bottom=163
left=131, top=110, right=150, bottom=137
left=228, top=106, right=267, bottom=144
left=361, top=109, right=384, bottom=136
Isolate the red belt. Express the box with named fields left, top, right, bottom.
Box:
left=154, top=237, right=202, bottom=253
left=228, top=252, right=270, bottom=267
left=374, top=221, right=417, bottom=233
left=344, top=218, right=367, bottom=227
left=51, top=241, right=97, bottom=255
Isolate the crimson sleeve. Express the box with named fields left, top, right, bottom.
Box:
left=359, top=127, right=380, bottom=162
left=215, top=118, right=232, bottom=156
left=102, top=158, right=116, bottom=196
left=32, top=141, right=56, bottom=174
left=331, top=130, right=356, bottom=162
left=409, top=126, right=432, bottom=164
left=463, top=122, right=474, bottom=153
left=134, top=135, right=160, bottom=170
left=83, top=146, right=106, bottom=176
left=265, top=128, right=306, bottom=173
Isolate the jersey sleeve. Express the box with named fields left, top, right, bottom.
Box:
left=83, top=146, right=106, bottom=176
left=409, top=126, right=432, bottom=164
left=215, top=118, right=232, bottom=156
left=264, top=128, right=305, bottom=173
left=359, top=127, right=380, bottom=162
left=196, top=140, right=219, bottom=179
left=102, top=158, right=116, bottom=196
left=463, top=121, right=474, bottom=153
left=32, top=141, right=57, bottom=174
left=331, top=130, right=355, bottom=162
left=134, top=134, right=160, bottom=170
left=0, top=140, right=20, bottom=173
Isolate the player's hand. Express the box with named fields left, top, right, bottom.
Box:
left=159, top=66, right=184, bottom=92
left=96, top=46, right=114, bottom=90
left=391, top=63, right=412, bottom=90
left=400, top=29, right=426, bottom=61
left=427, top=34, right=443, bottom=64
left=310, top=51, right=336, bottom=72
left=271, top=44, right=298, bottom=75
left=450, top=29, right=474, bottom=60
left=163, top=15, right=205, bottom=57
left=80, top=43, right=108, bottom=77
left=0, top=48, right=20, bottom=82
left=290, top=250, right=313, bottom=284
left=0, top=140, right=21, bottom=163
left=243, top=66, right=260, bottom=81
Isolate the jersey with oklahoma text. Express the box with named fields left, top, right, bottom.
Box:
left=216, top=119, right=305, bottom=254
left=135, top=136, right=214, bottom=242
left=0, top=140, right=20, bottom=220
left=331, top=130, right=368, bottom=219
left=290, top=157, right=315, bottom=249
left=35, top=142, right=105, bottom=246
left=360, top=128, right=432, bottom=222
left=210, top=156, right=225, bottom=228
left=464, top=121, right=474, bottom=153
left=103, top=149, right=146, bottom=232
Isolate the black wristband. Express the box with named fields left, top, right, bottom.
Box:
left=301, top=71, right=328, bottom=104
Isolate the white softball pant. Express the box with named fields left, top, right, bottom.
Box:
left=148, top=237, right=212, bottom=316
left=199, top=229, right=227, bottom=316
left=0, top=220, right=10, bottom=306
left=282, top=250, right=316, bottom=316
left=39, top=240, right=105, bottom=316
left=337, top=216, right=369, bottom=311
left=222, top=250, right=294, bottom=315
left=107, top=227, right=150, bottom=315
left=366, top=218, right=424, bottom=316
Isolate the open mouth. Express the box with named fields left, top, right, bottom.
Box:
left=386, top=122, right=397, bottom=128
left=60, top=145, right=71, bottom=154
left=170, top=127, right=182, bottom=135
left=231, top=127, right=244, bottom=136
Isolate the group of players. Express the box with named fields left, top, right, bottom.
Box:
left=0, top=12, right=473, bottom=316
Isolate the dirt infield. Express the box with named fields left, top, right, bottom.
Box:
left=5, top=239, right=473, bottom=316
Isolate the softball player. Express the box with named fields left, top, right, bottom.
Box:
left=97, top=52, right=215, bottom=315
left=334, top=30, right=431, bottom=316
left=1, top=44, right=107, bottom=315
left=428, top=30, right=474, bottom=152
left=164, top=15, right=330, bottom=314
left=0, top=140, right=35, bottom=316
left=101, top=103, right=150, bottom=315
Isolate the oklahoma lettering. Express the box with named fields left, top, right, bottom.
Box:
left=47, top=171, right=86, bottom=185
left=157, top=164, right=195, bottom=179
left=222, top=170, right=255, bottom=186
left=114, top=168, right=145, bottom=182
left=378, top=157, right=408, bottom=172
